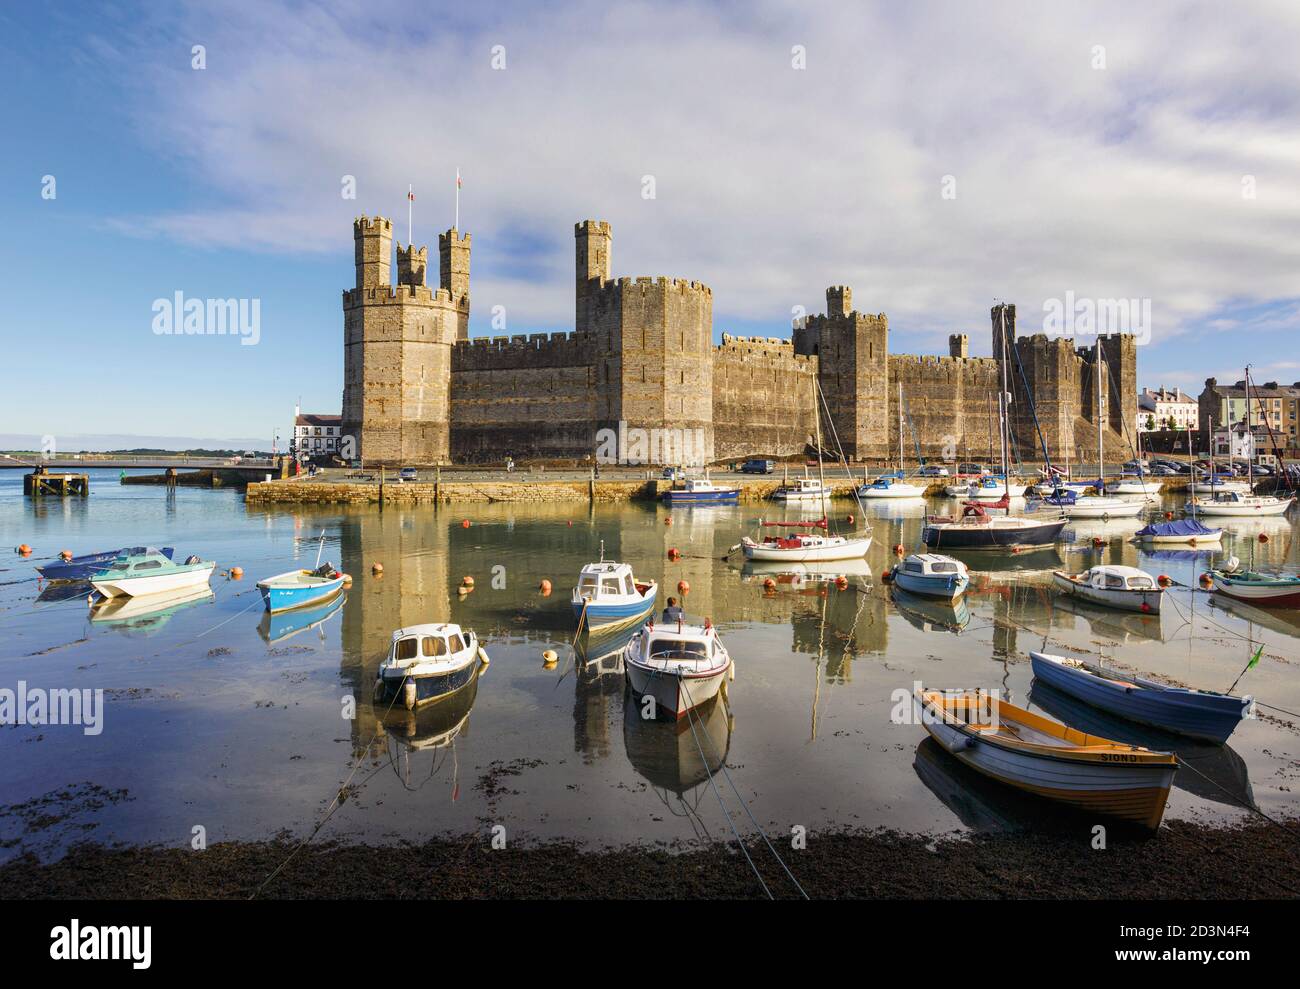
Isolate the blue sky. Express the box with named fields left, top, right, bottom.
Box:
left=3, top=1, right=1299, bottom=447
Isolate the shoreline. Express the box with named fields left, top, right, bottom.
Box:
left=4, top=819, right=1296, bottom=899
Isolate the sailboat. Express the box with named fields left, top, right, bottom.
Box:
left=921, top=308, right=1068, bottom=550
left=858, top=382, right=927, bottom=499
left=1111, top=429, right=1161, bottom=495
left=742, top=380, right=873, bottom=562
left=1189, top=366, right=1294, bottom=518
left=1064, top=340, right=1143, bottom=520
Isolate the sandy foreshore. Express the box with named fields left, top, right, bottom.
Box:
left=3, top=818, right=1296, bottom=899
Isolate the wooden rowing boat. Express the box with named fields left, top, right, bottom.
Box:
left=915, top=686, right=1177, bottom=830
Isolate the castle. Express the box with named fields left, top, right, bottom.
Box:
left=342, top=216, right=1138, bottom=467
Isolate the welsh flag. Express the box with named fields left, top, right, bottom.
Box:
left=456, top=169, right=462, bottom=189
left=407, top=189, right=415, bottom=201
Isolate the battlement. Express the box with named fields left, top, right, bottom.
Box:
left=575, top=219, right=612, bottom=236
left=353, top=215, right=392, bottom=235
left=593, top=275, right=713, bottom=297
left=452, top=330, right=597, bottom=371
left=714, top=333, right=812, bottom=366
left=342, top=284, right=454, bottom=307
left=438, top=228, right=471, bottom=248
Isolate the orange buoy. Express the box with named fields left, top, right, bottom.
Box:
left=834, top=575, right=848, bottom=590
left=461, top=519, right=471, bottom=528
left=762, top=577, right=776, bottom=592
left=1259, top=533, right=1269, bottom=543
left=882, top=568, right=894, bottom=583
left=1199, top=572, right=1212, bottom=587
left=846, top=514, right=855, bottom=525
left=664, top=516, right=672, bottom=526
left=59, top=550, right=73, bottom=561
left=1164, top=511, right=1174, bottom=520
left=539, top=578, right=552, bottom=596
left=1157, top=574, right=1171, bottom=587
left=372, top=562, right=384, bottom=575
left=230, top=566, right=244, bottom=579
left=1092, top=536, right=1104, bottom=547
left=1140, top=602, right=1151, bottom=613
left=893, top=543, right=905, bottom=556
left=342, top=574, right=353, bottom=586
left=567, top=520, right=573, bottom=527
left=677, top=580, right=690, bottom=594
left=17, top=544, right=32, bottom=555
left=462, top=575, right=475, bottom=588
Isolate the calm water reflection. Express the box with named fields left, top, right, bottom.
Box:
left=1, top=469, right=1297, bottom=860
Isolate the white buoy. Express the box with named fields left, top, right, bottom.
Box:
left=403, top=679, right=417, bottom=711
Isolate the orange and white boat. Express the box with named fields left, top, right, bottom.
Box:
left=914, top=687, right=1177, bottom=830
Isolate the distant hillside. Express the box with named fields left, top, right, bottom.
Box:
left=0, top=433, right=273, bottom=453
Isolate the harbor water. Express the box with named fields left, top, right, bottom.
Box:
left=1, top=468, right=1298, bottom=861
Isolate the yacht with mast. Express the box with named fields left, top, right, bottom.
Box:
left=921, top=308, right=1068, bottom=550
left=858, top=383, right=927, bottom=499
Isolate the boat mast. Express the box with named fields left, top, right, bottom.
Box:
left=897, top=380, right=905, bottom=477
left=1245, top=365, right=1253, bottom=493
left=815, top=377, right=827, bottom=522
left=1187, top=424, right=1197, bottom=522
left=999, top=306, right=1011, bottom=514
left=1096, top=337, right=1104, bottom=489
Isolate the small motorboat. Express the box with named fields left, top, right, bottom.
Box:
left=964, top=476, right=1028, bottom=500
left=772, top=476, right=831, bottom=505
left=915, top=686, right=1177, bottom=831
left=1110, top=476, right=1161, bottom=496
left=1029, top=651, right=1249, bottom=745
left=890, top=553, right=970, bottom=600
left=257, top=562, right=349, bottom=613
left=663, top=476, right=740, bottom=506
left=37, top=546, right=175, bottom=582
left=1186, top=490, right=1295, bottom=518
left=1063, top=495, right=1145, bottom=520
left=373, top=623, right=488, bottom=710
left=572, top=560, right=657, bottom=633
left=625, top=618, right=733, bottom=720
left=89, top=549, right=215, bottom=599
left=1133, top=518, right=1222, bottom=546
left=921, top=501, right=1068, bottom=550
left=857, top=475, right=927, bottom=499
left=741, top=517, right=872, bottom=562
left=1052, top=565, right=1162, bottom=614
left=1208, top=558, right=1300, bottom=606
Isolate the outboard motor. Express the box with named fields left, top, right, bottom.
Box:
left=184, top=554, right=202, bottom=565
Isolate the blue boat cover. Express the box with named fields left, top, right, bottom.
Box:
left=1135, top=518, right=1219, bottom=537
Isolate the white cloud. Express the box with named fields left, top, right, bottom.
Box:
left=102, top=0, right=1300, bottom=348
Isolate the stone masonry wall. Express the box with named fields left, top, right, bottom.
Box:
left=712, top=335, right=818, bottom=459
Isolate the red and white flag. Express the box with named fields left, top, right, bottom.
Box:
left=456, top=169, right=462, bottom=189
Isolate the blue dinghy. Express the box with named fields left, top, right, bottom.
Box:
left=37, top=546, right=174, bottom=582
left=572, top=560, right=657, bottom=632
left=1030, top=651, right=1249, bottom=744
left=257, top=562, right=348, bottom=613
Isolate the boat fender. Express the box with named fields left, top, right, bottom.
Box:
left=541, top=649, right=557, bottom=667
left=477, top=646, right=490, bottom=666
left=372, top=562, right=383, bottom=575
left=372, top=677, right=384, bottom=702
left=403, top=678, right=417, bottom=711
left=957, top=734, right=978, bottom=750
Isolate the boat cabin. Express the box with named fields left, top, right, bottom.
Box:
left=640, top=622, right=724, bottom=665
left=102, top=549, right=180, bottom=575
left=899, top=554, right=968, bottom=578
left=1078, top=566, right=1156, bottom=591
left=389, top=623, right=472, bottom=665
left=782, top=477, right=827, bottom=493
left=575, top=561, right=648, bottom=603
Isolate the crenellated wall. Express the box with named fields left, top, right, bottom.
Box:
left=712, top=334, right=818, bottom=458
left=887, top=354, right=1003, bottom=464
left=450, top=332, right=598, bottom=461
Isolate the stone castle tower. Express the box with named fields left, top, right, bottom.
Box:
left=341, top=215, right=470, bottom=464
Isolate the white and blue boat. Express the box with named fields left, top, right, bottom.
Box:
left=1029, top=651, right=1249, bottom=745
left=1134, top=517, right=1223, bottom=546
left=663, top=477, right=740, bottom=506
left=256, top=562, right=349, bottom=613
left=572, top=560, right=657, bottom=633
left=374, top=623, right=488, bottom=710
left=890, top=553, right=970, bottom=600
left=37, top=546, right=174, bottom=582
left=89, top=549, right=215, bottom=599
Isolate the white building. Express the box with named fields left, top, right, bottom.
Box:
left=1210, top=422, right=1257, bottom=460
left=293, top=406, right=343, bottom=459
left=1137, top=386, right=1198, bottom=433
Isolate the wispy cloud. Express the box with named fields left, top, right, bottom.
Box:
left=93, top=0, right=1300, bottom=346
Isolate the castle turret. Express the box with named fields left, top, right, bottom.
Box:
left=948, top=333, right=968, bottom=358
left=827, top=286, right=852, bottom=317
left=354, top=215, right=392, bottom=289
left=991, top=303, right=1015, bottom=361
left=396, top=243, right=428, bottom=288
left=438, top=228, right=471, bottom=340
left=575, top=220, right=612, bottom=334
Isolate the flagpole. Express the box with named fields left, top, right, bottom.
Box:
left=407, top=184, right=413, bottom=245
